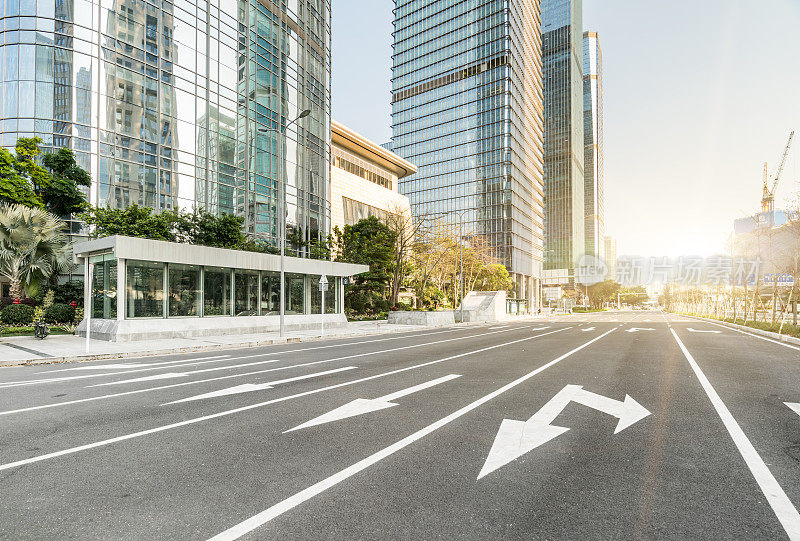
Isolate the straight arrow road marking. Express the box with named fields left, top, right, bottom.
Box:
left=687, top=328, right=722, bottom=334
left=530, top=326, right=550, bottom=331
left=285, top=374, right=461, bottom=432
left=581, top=327, right=596, bottom=332
left=672, top=329, right=800, bottom=540
left=0, top=325, right=552, bottom=417
left=478, top=384, right=650, bottom=479
left=626, top=327, right=655, bottom=333
left=205, top=327, right=617, bottom=541
left=164, top=367, right=356, bottom=405
left=0, top=328, right=570, bottom=473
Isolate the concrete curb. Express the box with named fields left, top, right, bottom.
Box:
left=0, top=317, right=542, bottom=368
left=679, top=313, right=800, bottom=347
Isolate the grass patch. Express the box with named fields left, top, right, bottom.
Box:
left=0, top=326, right=73, bottom=337
left=669, top=312, right=800, bottom=338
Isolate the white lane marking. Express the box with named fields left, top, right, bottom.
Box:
left=625, top=327, right=655, bottom=333
left=206, top=328, right=618, bottom=541
left=488, top=325, right=510, bottom=330
left=0, top=328, right=571, bottom=472
left=530, top=326, right=551, bottom=331
left=0, top=325, right=552, bottom=417
left=786, top=402, right=800, bottom=417
left=0, top=355, right=232, bottom=388
left=478, top=384, right=650, bottom=478
left=90, top=358, right=291, bottom=386
left=581, top=327, right=596, bottom=332
left=49, top=363, right=152, bottom=371
left=17, top=329, right=462, bottom=379
left=671, top=329, right=800, bottom=540
left=164, top=367, right=357, bottom=404
left=285, top=374, right=461, bottom=432
left=697, top=320, right=800, bottom=352
left=0, top=359, right=356, bottom=417
left=687, top=327, right=722, bottom=334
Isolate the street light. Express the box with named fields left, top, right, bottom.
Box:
left=259, top=108, right=311, bottom=337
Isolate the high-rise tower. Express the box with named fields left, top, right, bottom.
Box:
left=583, top=31, right=604, bottom=261
left=391, top=0, right=545, bottom=306
left=542, top=0, right=584, bottom=286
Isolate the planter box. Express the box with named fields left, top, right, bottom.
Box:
left=387, top=310, right=455, bottom=326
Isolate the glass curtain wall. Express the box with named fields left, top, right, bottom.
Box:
left=0, top=0, right=332, bottom=261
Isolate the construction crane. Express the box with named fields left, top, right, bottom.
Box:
left=761, top=131, right=795, bottom=213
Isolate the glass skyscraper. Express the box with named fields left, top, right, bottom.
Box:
left=583, top=31, right=603, bottom=261
left=391, top=0, right=544, bottom=305
left=542, top=0, right=584, bottom=286
left=0, top=0, right=330, bottom=256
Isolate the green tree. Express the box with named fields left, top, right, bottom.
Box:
left=41, top=147, right=91, bottom=216
left=588, top=280, right=621, bottom=308
left=80, top=204, right=181, bottom=241
left=0, top=138, right=91, bottom=215
left=335, top=216, right=398, bottom=314
left=0, top=204, right=71, bottom=299
left=474, top=263, right=515, bottom=292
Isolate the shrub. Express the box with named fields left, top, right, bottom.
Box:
left=52, top=280, right=84, bottom=307
left=44, top=303, right=75, bottom=324
left=1, top=304, right=35, bottom=326
left=0, top=297, right=38, bottom=309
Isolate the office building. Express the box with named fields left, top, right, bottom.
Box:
left=541, top=0, right=584, bottom=286
left=330, top=120, right=414, bottom=232
left=604, top=235, right=617, bottom=280
left=583, top=31, right=604, bottom=261
left=0, top=0, right=331, bottom=255
left=390, top=0, right=545, bottom=308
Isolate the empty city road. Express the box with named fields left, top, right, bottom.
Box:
left=3, top=311, right=800, bottom=540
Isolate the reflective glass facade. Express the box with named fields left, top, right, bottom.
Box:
left=0, top=0, right=331, bottom=255
left=583, top=31, right=603, bottom=260
left=390, top=0, right=544, bottom=297
left=542, top=0, right=584, bottom=282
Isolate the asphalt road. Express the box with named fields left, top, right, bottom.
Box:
left=2, top=310, right=800, bottom=540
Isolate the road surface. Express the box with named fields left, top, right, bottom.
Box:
left=2, top=310, right=800, bottom=540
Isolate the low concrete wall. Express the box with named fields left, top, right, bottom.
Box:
left=387, top=311, right=455, bottom=326
left=455, top=291, right=507, bottom=323
left=76, top=313, right=348, bottom=342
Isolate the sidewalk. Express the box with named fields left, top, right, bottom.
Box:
left=0, top=321, right=431, bottom=367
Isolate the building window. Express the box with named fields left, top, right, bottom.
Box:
left=285, top=273, right=305, bottom=315
left=90, top=255, right=117, bottom=319
left=310, top=275, right=338, bottom=314
left=234, top=270, right=259, bottom=316
left=260, top=271, right=280, bottom=315
left=168, top=264, right=200, bottom=317
left=203, top=266, right=231, bottom=316
left=126, top=260, right=164, bottom=318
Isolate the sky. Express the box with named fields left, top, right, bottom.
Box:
left=331, top=0, right=800, bottom=258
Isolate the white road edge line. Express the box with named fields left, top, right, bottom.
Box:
left=206, top=327, right=618, bottom=541
left=0, top=327, right=570, bottom=472
left=0, top=324, right=553, bottom=417
left=696, top=319, right=800, bottom=352
left=671, top=328, right=800, bottom=540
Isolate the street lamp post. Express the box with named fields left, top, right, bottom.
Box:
left=259, top=109, right=311, bottom=337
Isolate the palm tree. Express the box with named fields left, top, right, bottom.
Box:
left=0, top=204, right=71, bottom=299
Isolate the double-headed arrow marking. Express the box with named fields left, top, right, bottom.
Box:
left=285, top=374, right=461, bottom=432
left=478, top=384, right=651, bottom=479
